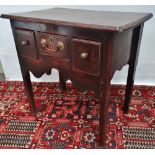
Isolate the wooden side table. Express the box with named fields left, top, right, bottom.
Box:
left=1, top=8, right=153, bottom=148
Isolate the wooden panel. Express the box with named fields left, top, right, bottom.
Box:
left=15, top=28, right=38, bottom=58
left=72, top=38, right=101, bottom=76
left=1, top=8, right=153, bottom=32
left=111, top=29, right=133, bottom=78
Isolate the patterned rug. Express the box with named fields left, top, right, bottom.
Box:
left=0, top=81, right=154, bottom=149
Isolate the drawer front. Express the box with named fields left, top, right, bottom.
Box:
left=72, top=38, right=101, bottom=76
left=15, top=29, right=38, bottom=58
left=38, top=32, right=68, bottom=58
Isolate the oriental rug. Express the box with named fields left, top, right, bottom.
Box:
left=0, top=81, right=154, bottom=149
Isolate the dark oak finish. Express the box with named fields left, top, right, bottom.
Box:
left=99, top=35, right=113, bottom=148
left=38, top=32, right=69, bottom=58
left=1, top=8, right=153, bottom=148
left=1, top=8, right=152, bottom=32
left=72, top=38, right=101, bottom=76
left=15, top=28, right=38, bottom=59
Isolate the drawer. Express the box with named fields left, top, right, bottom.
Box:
left=15, top=29, right=38, bottom=58
left=38, top=32, right=68, bottom=58
left=72, top=38, right=101, bottom=76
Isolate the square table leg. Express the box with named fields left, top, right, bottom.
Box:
left=98, top=37, right=113, bottom=148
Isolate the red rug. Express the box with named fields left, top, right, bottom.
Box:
left=0, top=81, right=154, bottom=149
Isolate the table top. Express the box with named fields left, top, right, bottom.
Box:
left=1, top=8, right=153, bottom=32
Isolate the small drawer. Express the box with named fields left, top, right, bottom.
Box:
left=72, top=38, right=101, bottom=76
left=15, top=29, right=38, bottom=58
left=38, top=32, right=68, bottom=58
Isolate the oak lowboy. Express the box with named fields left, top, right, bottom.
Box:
left=1, top=8, right=153, bottom=148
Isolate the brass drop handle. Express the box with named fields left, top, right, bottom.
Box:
left=21, top=40, right=30, bottom=46
left=57, top=42, right=64, bottom=51
left=40, top=39, right=64, bottom=52
left=80, top=52, right=88, bottom=59
left=40, top=39, right=47, bottom=48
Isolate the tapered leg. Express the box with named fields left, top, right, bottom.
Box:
left=124, top=24, right=144, bottom=114
left=22, top=71, right=36, bottom=113
left=59, top=71, right=66, bottom=91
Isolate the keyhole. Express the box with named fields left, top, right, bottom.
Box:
left=49, top=36, right=53, bottom=43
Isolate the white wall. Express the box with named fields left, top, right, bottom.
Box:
left=0, top=5, right=155, bottom=85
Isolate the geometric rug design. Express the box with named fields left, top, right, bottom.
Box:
left=0, top=133, right=33, bottom=148
left=0, top=81, right=155, bottom=149
left=122, top=126, right=155, bottom=149
left=6, top=120, right=39, bottom=132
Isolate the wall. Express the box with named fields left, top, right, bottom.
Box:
left=0, top=61, right=3, bottom=73
left=0, top=5, right=155, bottom=85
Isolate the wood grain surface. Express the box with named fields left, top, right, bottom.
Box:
left=1, top=8, right=153, bottom=32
